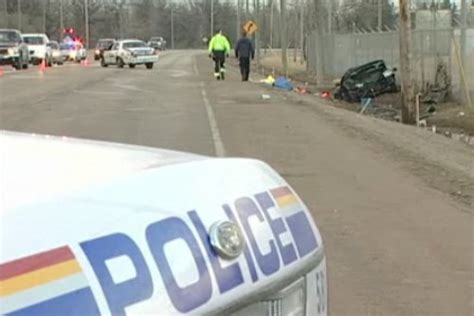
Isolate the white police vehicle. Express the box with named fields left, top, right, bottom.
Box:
left=0, top=131, right=327, bottom=316
left=101, top=39, right=158, bottom=69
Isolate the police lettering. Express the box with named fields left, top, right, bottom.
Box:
left=80, top=188, right=318, bottom=314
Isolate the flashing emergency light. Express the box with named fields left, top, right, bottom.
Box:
left=64, top=28, right=75, bottom=35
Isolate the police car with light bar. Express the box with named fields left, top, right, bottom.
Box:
left=0, top=131, right=327, bottom=316
left=101, top=39, right=158, bottom=69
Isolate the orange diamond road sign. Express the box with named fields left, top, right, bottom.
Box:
left=243, top=21, right=258, bottom=35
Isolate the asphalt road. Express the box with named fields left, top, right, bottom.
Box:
left=1, top=51, right=472, bottom=315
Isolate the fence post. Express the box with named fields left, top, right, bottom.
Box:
left=420, top=30, right=425, bottom=90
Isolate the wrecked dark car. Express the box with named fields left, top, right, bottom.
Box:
left=334, top=59, right=398, bottom=102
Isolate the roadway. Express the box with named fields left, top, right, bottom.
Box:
left=0, top=50, right=472, bottom=315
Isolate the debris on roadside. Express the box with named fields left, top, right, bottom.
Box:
left=422, top=61, right=450, bottom=105
left=274, top=76, right=294, bottom=91
left=359, top=98, right=374, bottom=114
left=259, top=75, right=275, bottom=86
left=295, top=82, right=310, bottom=95
left=320, top=91, right=331, bottom=99
left=261, top=94, right=271, bottom=100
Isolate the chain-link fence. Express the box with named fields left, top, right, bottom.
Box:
left=306, top=28, right=474, bottom=102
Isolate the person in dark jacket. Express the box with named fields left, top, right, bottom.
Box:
left=235, top=31, right=255, bottom=81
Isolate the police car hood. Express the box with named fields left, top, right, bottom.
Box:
left=0, top=132, right=324, bottom=315
left=127, top=47, right=154, bottom=54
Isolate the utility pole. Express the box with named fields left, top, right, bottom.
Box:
left=327, top=0, right=331, bottom=34
left=1, top=0, right=7, bottom=28
left=256, top=0, right=260, bottom=66
left=43, top=0, right=47, bottom=34
left=270, top=0, right=274, bottom=48
left=460, top=0, right=467, bottom=68
left=280, top=0, right=287, bottom=76
left=17, top=0, right=21, bottom=31
left=314, top=0, right=324, bottom=85
left=237, top=0, right=241, bottom=40
left=377, top=0, right=382, bottom=31
left=300, top=0, right=304, bottom=63
left=59, top=0, right=64, bottom=41
left=84, top=0, right=89, bottom=48
left=210, top=0, right=214, bottom=36
left=170, top=6, right=174, bottom=48
left=399, top=0, right=415, bottom=124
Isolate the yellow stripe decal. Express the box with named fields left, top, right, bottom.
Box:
left=276, top=194, right=298, bottom=207
left=0, top=260, right=82, bottom=297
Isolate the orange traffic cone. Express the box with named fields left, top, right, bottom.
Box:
left=0, top=67, right=4, bottom=77
left=39, top=59, right=46, bottom=72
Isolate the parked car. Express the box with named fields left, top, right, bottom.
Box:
left=23, top=33, right=52, bottom=66
left=94, top=38, right=115, bottom=60
left=0, top=28, right=29, bottom=70
left=0, top=131, right=327, bottom=316
left=47, top=41, right=64, bottom=65
left=148, top=36, right=167, bottom=51
left=334, top=59, right=398, bottom=102
left=59, top=43, right=71, bottom=61
left=102, top=39, right=158, bottom=69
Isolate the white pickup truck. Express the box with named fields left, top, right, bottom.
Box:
left=101, top=39, right=158, bottom=69
left=0, top=131, right=327, bottom=316
left=22, top=33, right=52, bottom=66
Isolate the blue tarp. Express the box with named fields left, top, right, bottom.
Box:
left=274, top=77, right=293, bottom=91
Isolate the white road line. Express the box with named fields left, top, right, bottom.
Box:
left=200, top=82, right=226, bottom=157
left=194, top=57, right=199, bottom=76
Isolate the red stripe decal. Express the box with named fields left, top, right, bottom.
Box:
left=0, top=246, right=74, bottom=281
left=270, top=186, right=292, bottom=198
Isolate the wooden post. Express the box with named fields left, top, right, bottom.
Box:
left=399, top=0, right=415, bottom=124
left=460, top=0, right=467, bottom=69
left=377, top=0, right=382, bottom=31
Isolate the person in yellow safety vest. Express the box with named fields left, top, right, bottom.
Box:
left=208, top=29, right=231, bottom=80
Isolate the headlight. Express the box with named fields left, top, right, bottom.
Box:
left=7, top=47, right=19, bottom=56
left=231, top=278, right=307, bottom=316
